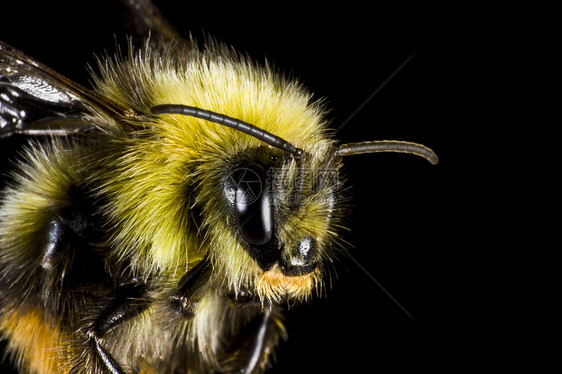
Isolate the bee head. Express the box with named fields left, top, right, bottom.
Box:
left=149, top=105, right=343, bottom=304
left=150, top=105, right=437, bottom=305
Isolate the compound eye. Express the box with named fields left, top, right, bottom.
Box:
left=230, top=163, right=272, bottom=246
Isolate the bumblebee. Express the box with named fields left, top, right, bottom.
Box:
left=0, top=1, right=438, bottom=373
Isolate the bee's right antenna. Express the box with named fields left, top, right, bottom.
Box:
left=336, top=140, right=439, bottom=165
left=150, top=104, right=303, bottom=159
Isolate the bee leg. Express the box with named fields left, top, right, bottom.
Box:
left=171, top=256, right=212, bottom=318
left=116, top=0, right=190, bottom=47
left=37, top=190, right=109, bottom=309
left=243, top=309, right=275, bottom=374
left=224, top=308, right=285, bottom=374
left=79, top=281, right=150, bottom=374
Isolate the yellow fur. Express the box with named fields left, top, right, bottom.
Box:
left=86, top=40, right=339, bottom=302
left=256, top=266, right=318, bottom=304
left=0, top=140, right=79, bottom=256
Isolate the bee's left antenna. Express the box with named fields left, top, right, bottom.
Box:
left=336, top=140, right=439, bottom=165
left=150, top=104, right=303, bottom=159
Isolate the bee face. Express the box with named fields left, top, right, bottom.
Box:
left=219, top=146, right=343, bottom=303
left=191, top=126, right=344, bottom=304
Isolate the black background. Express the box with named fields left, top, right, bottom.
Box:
left=0, top=1, right=498, bottom=373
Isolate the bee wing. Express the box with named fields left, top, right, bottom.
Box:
left=0, top=41, right=141, bottom=138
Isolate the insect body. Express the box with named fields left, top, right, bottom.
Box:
left=0, top=1, right=438, bottom=373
